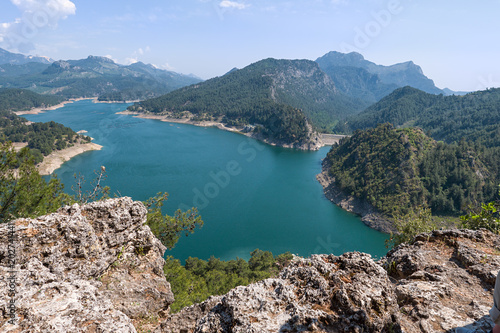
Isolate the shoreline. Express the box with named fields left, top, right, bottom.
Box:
left=14, top=97, right=98, bottom=115
left=117, top=110, right=332, bottom=150
left=316, top=159, right=395, bottom=234
left=37, top=142, right=103, bottom=175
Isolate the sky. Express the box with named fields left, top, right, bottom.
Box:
left=0, top=0, right=499, bottom=92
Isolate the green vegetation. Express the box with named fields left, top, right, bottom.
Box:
left=0, top=143, right=203, bottom=255
left=461, top=187, right=500, bottom=233
left=386, top=207, right=436, bottom=248
left=337, top=87, right=500, bottom=149
left=386, top=188, right=500, bottom=249
left=0, top=89, right=90, bottom=163
left=326, top=124, right=498, bottom=217
left=144, top=192, right=203, bottom=250
left=164, top=250, right=293, bottom=312
left=0, top=142, right=72, bottom=222
left=128, top=58, right=367, bottom=143
left=0, top=88, right=62, bottom=111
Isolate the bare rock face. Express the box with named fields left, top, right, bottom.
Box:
left=383, top=229, right=500, bottom=332
left=157, top=252, right=402, bottom=333
left=159, top=229, right=500, bottom=333
left=0, top=197, right=174, bottom=333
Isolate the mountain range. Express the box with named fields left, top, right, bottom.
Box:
left=0, top=48, right=202, bottom=101
left=0, top=47, right=474, bottom=147
left=0, top=48, right=53, bottom=65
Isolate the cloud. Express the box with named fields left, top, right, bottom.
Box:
left=125, top=46, right=151, bottom=65
left=0, top=0, right=76, bottom=53
left=219, top=1, right=248, bottom=10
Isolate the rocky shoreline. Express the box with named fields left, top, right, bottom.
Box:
left=316, top=158, right=396, bottom=234
left=117, top=110, right=326, bottom=151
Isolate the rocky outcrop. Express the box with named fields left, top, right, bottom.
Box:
left=251, top=120, right=324, bottom=151
left=2, top=197, right=500, bottom=333
left=0, top=197, right=173, bottom=332
left=159, top=229, right=500, bottom=333
left=316, top=158, right=395, bottom=233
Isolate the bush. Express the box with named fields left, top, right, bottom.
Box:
left=386, top=207, right=436, bottom=248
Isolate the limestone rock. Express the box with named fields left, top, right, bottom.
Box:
left=159, top=229, right=500, bottom=333
left=0, top=197, right=174, bottom=332
left=159, top=253, right=402, bottom=333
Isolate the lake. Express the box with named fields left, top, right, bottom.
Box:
left=24, top=99, right=388, bottom=262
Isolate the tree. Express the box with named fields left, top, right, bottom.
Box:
left=386, top=207, right=436, bottom=248
left=0, top=142, right=73, bottom=223
left=460, top=186, right=500, bottom=233
left=144, top=192, right=203, bottom=250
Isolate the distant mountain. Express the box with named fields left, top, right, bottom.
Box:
left=316, top=51, right=445, bottom=104
left=0, top=55, right=202, bottom=101
left=0, top=48, right=53, bottom=65
left=128, top=58, right=368, bottom=147
left=339, top=86, right=500, bottom=149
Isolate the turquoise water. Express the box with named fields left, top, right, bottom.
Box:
left=25, top=100, right=388, bottom=262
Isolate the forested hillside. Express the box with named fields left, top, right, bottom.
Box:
left=337, top=87, right=500, bottom=149
left=326, top=124, right=499, bottom=217
left=128, top=58, right=368, bottom=145
left=0, top=88, right=62, bottom=112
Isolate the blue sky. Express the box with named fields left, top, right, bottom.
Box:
left=1, top=0, right=499, bottom=91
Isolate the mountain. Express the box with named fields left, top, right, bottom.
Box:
left=0, top=47, right=53, bottom=65
left=340, top=86, right=500, bottom=149
left=316, top=51, right=445, bottom=104
left=128, top=58, right=368, bottom=147
left=0, top=55, right=202, bottom=101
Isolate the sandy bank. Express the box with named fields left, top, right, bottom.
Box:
left=14, top=98, right=98, bottom=115
left=37, top=142, right=103, bottom=175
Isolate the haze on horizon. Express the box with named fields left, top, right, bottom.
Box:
left=0, top=0, right=499, bottom=92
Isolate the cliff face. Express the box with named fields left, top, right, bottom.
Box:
left=0, top=197, right=173, bottom=332
left=158, top=229, right=500, bottom=333
left=1, top=198, right=500, bottom=333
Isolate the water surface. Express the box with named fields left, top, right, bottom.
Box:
left=25, top=100, right=388, bottom=262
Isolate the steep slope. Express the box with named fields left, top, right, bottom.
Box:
left=316, top=51, right=445, bottom=103
left=0, top=55, right=202, bottom=101
left=342, top=87, right=500, bottom=149
left=128, top=58, right=366, bottom=147
left=321, top=124, right=497, bottom=221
